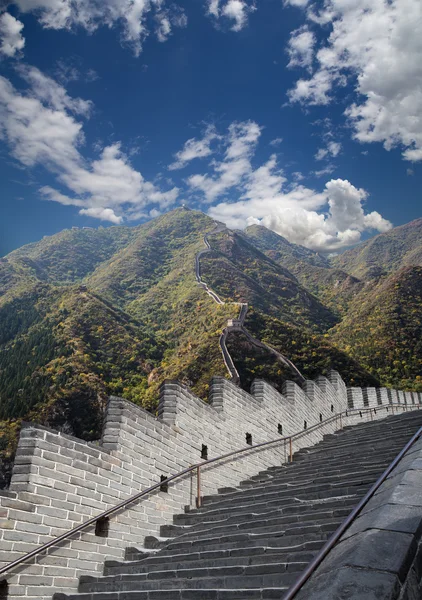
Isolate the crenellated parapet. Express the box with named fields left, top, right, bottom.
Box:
left=0, top=372, right=420, bottom=600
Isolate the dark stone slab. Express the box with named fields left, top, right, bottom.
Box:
left=295, top=566, right=401, bottom=600
left=343, top=504, right=422, bottom=540
left=316, top=529, right=416, bottom=581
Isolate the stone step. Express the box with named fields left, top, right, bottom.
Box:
left=289, top=440, right=410, bottom=464
left=281, top=450, right=403, bottom=472
left=174, top=496, right=359, bottom=526
left=162, top=509, right=350, bottom=539
left=292, top=436, right=414, bottom=458
left=318, top=424, right=421, bottom=445
left=153, top=530, right=333, bottom=555
left=55, top=586, right=289, bottom=599
left=84, top=561, right=307, bottom=592
left=104, top=549, right=316, bottom=576
left=168, top=518, right=342, bottom=547
left=238, top=464, right=387, bottom=489
left=199, top=479, right=374, bottom=511
left=77, top=569, right=299, bottom=593
left=163, top=505, right=352, bottom=538
left=134, top=539, right=326, bottom=567
left=202, top=471, right=381, bottom=506
left=275, top=459, right=394, bottom=479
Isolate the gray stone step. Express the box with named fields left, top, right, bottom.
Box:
left=81, top=561, right=305, bottom=592
left=77, top=569, right=299, bottom=593
left=143, top=539, right=326, bottom=566
left=238, top=464, right=387, bottom=488
left=163, top=505, right=352, bottom=539
left=168, top=506, right=351, bottom=538
left=166, top=518, right=342, bottom=547
left=56, top=587, right=289, bottom=599
left=201, top=471, right=382, bottom=506
left=104, top=550, right=316, bottom=576
left=173, top=496, right=360, bottom=526
left=292, top=437, right=414, bottom=459
left=153, top=530, right=333, bottom=554
left=198, top=480, right=374, bottom=512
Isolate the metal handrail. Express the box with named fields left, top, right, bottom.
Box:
left=283, top=422, right=422, bottom=599
left=0, top=401, right=419, bottom=577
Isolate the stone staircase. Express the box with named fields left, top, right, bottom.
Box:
left=55, top=409, right=422, bottom=600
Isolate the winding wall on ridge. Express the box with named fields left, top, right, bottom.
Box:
left=195, top=221, right=305, bottom=383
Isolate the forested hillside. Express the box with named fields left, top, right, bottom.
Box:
left=331, top=218, right=422, bottom=279
left=0, top=208, right=421, bottom=486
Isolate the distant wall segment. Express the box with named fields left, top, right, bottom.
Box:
left=0, top=372, right=420, bottom=600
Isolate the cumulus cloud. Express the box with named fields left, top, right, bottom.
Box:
left=177, top=119, right=391, bottom=252
left=287, top=0, right=422, bottom=162
left=0, top=69, right=178, bottom=223
left=313, top=165, right=335, bottom=177
left=0, top=12, right=25, bottom=57
left=206, top=0, right=255, bottom=31
left=315, top=141, right=341, bottom=161
left=168, top=125, right=221, bottom=170
left=18, top=65, right=93, bottom=117
left=284, top=0, right=309, bottom=6
left=79, top=207, right=122, bottom=224
left=210, top=177, right=392, bottom=252
left=10, top=0, right=187, bottom=55
left=187, top=120, right=261, bottom=201
left=287, top=25, right=315, bottom=69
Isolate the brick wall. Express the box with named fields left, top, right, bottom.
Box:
left=0, top=372, right=420, bottom=600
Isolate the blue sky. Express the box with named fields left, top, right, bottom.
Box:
left=0, top=0, right=421, bottom=256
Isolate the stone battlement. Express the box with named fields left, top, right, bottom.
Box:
left=0, top=373, right=420, bottom=600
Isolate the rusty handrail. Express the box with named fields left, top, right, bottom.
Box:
left=282, top=422, right=422, bottom=599
left=0, top=401, right=419, bottom=576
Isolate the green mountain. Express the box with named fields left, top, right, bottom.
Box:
left=329, top=266, right=422, bottom=390
left=0, top=208, right=421, bottom=485
left=331, top=218, right=422, bottom=279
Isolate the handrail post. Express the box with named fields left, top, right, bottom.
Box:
left=196, top=466, right=201, bottom=508
left=289, top=437, right=293, bottom=463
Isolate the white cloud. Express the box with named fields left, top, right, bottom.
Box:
left=178, top=119, right=391, bottom=252
left=79, top=207, right=123, bottom=224
left=206, top=0, right=255, bottom=31
left=313, top=165, right=335, bottom=177
left=270, top=137, right=283, bottom=146
left=11, top=0, right=187, bottom=55
left=187, top=120, right=261, bottom=201
left=287, top=0, right=422, bottom=162
left=18, top=65, right=93, bottom=117
left=315, top=140, right=341, bottom=161
left=284, top=0, right=309, bottom=6
left=169, top=125, right=220, bottom=170
left=0, top=12, right=25, bottom=57
left=0, top=70, right=178, bottom=223
left=207, top=0, right=220, bottom=17
left=210, top=177, right=392, bottom=252
left=287, top=25, right=315, bottom=69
